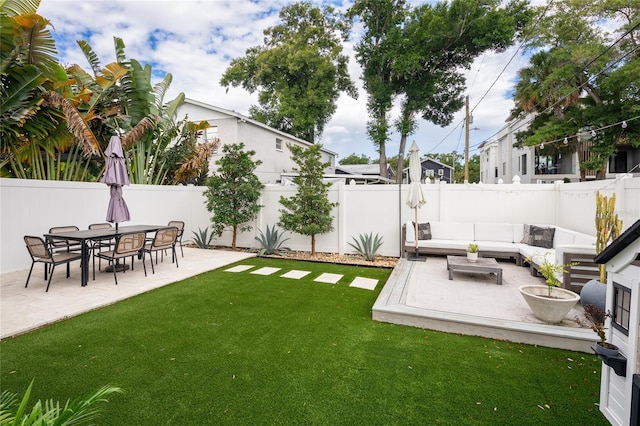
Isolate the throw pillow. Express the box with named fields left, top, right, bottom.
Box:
left=522, top=224, right=531, bottom=244
left=528, top=225, right=555, bottom=249
left=412, top=222, right=432, bottom=240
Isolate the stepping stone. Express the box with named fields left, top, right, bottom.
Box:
left=225, top=265, right=254, bottom=273
left=350, top=276, right=378, bottom=290
left=315, top=273, right=343, bottom=284
left=250, top=267, right=281, bottom=276
left=281, top=270, right=311, bottom=279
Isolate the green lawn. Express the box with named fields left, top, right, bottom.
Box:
left=1, top=258, right=607, bottom=425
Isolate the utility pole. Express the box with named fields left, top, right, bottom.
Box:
left=464, top=95, right=470, bottom=184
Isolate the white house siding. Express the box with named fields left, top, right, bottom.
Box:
left=2, top=177, right=638, bottom=274
left=178, top=99, right=335, bottom=184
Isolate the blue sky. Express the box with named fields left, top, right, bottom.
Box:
left=38, top=0, right=538, bottom=162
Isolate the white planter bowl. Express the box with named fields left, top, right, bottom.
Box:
left=519, top=285, right=580, bottom=324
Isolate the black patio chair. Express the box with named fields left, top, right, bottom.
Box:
left=95, top=232, right=147, bottom=285
left=24, top=235, right=82, bottom=292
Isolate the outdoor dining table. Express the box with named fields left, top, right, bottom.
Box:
left=43, top=224, right=170, bottom=287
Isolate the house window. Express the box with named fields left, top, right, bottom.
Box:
left=522, top=154, right=527, bottom=175
left=612, top=282, right=631, bottom=335
left=437, top=169, right=444, bottom=176
left=609, top=151, right=627, bottom=173
left=276, top=138, right=283, bottom=151
left=494, top=167, right=498, bottom=178
left=502, top=162, right=506, bottom=175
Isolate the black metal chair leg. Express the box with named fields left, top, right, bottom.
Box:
left=25, top=262, right=35, bottom=288
left=45, top=265, right=56, bottom=292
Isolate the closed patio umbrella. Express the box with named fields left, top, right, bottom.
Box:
left=406, top=141, right=426, bottom=260
left=101, top=134, right=130, bottom=231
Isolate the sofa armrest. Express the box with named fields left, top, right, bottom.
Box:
left=556, top=245, right=599, bottom=293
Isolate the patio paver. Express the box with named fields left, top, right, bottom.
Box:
left=225, top=265, right=254, bottom=273
left=350, top=277, right=378, bottom=290
left=315, top=272, right=343, bottom=284
left=250, top=267, right=281, bottom=275
left=281, top=270, right=311, bottom=279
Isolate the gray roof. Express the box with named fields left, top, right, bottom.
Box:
left=335, top=164, right=382, bottom=175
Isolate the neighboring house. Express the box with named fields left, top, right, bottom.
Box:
left=593, top=219, right=640, bottom=426
left=334, top=164, right=395, bottom=184
left=480, top=112, right=640, bottom=184
left=403, top=158, right=454, bottom=184
left=178, top=98, right=337, bottom=184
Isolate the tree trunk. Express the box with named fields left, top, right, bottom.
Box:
left=311, top=234, right=316, bottom=255
left=396, top=133, right=408, bottom=183
left=232, top=225, right=237, bottom=250
left=378, top=143, right=388, bottom=180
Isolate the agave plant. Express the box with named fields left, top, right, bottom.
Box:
left=255, top=225, right=290, bottom=255
left=190, top=227, right=215, bottom=249
left=348, top=232, right=384, bottom=262
left=0, top=379, right=122, bottom=425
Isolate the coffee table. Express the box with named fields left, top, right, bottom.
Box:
left=446, top=255, right=503, bottom=285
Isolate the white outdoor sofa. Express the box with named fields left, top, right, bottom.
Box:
left=402, top=221, right=599, bottom=293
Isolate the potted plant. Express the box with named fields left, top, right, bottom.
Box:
left=519, top=255, right=580, bottom=323
left=581, top=191, right=623, bottom=310
left=582, top=304, right=620, bottom=357
left=467, top=243, right=479, bottom=262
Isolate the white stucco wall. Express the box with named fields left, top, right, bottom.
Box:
left=1, top=177, right=638, bottom=274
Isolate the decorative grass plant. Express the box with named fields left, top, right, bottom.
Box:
left=0, top=259, right=607, bottom=425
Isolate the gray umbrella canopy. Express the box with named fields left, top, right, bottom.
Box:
left=406, top=141, right=425, bottom=250
left=101, top=135, right=130, bottom=226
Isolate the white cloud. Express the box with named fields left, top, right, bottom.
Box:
left=39, top=0, right=531, bottom=161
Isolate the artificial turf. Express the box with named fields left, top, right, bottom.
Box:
left=1, top=258, right=607, bottom=425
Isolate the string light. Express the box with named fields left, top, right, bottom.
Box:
left=525, top=116, right=639, bottom=149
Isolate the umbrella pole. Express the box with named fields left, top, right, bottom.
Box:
left=409, top=207, right=426, bottom=261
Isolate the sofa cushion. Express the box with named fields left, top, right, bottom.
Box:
left=417, top=239, right=473, bottom=251
left=475, top=223, right=516, bottom=243
left=513, top=224, right=525, bottom=244
left=475, top=241, right=520, bottom=253
left=573, top=233, right=596, bottom=245
left=524, top=225, right=555, bottom=249
left=413, top=222, right=432, bottom=240
left=553, top=227, right=576, bottom=248
left=405, top=221, right=415, bottom=244
left=430, top=222, right=474, bottom=240
left=518, top=244, right=555, bottom=266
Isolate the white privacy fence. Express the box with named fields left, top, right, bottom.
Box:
left=1, top=176, right=638, bottom=274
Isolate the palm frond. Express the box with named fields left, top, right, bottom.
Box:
left=1, top=0, right=41, bottom=16
left=121, top=116, right=157, bottom=147
left=77, top=40, right=102, bottom=76
left=42, top=90, right=100, bottom=156
left=113, top=36, right=126, bottom=64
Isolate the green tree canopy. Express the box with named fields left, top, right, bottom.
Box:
left=204, top=143, right=264, bottom=250
left=512, top=0, right=640, bottom=179
left=339, top=153, right=371, bottom=165
left=220, top=1, right=357, bottom=143
left=349, top=0, right=530, bottom=182
left=279, top=144, right=337, bottom=255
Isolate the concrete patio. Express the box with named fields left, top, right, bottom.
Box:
left=374, top=256, right=594, bottom=352
left=1, top=248, right=594, bottom=353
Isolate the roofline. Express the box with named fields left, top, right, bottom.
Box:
left=183, top=98, right=338, bottom=157
left=281, top=172, right=396, bottom=184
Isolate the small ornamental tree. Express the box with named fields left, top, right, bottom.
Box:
left=204, top=143, right=264, bottom=249
left=279, top=144, right=337, bottom=255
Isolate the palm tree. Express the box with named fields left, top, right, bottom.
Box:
left=0, top=0, right=85, bottom=179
